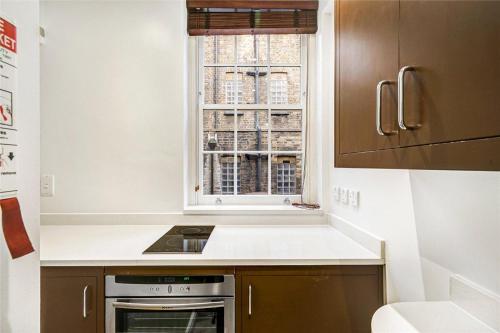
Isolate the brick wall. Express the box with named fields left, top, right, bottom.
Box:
left=202, top=35, right=303, bottom=196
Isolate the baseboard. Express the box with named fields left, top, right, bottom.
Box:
left=450, top=275, right=500, bottom=332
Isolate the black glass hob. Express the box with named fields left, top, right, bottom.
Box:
left=143, top=225, right=215, bottom=254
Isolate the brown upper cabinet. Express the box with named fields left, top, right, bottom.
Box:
left=335, top=0, right=500, bottom=170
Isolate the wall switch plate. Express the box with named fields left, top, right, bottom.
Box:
left=333, top=186, right=340, bottom=201
left=349, top=190, right=359, bottom=207
left=41, top=174, right=55, bottom=197
left=340, top=188, right=349, bottom=204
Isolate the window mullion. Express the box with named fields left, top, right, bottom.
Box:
left=267, top=34, right=272, bottom=196
left=233, top=35, right=238, bottom=196
left=198, top=37, right=204, bottom=199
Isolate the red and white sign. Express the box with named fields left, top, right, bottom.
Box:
left=0, top=17, right=17, bottom=54
left=0, top=16, right=17, bottom=199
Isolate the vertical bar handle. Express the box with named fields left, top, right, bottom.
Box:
left=398, top=66, right=418, bottom=130
left=376, top=80, right=396, bottom=136
left=248, top=284, right=252, bottom=316
left=83, top=285, right=89, bottom=319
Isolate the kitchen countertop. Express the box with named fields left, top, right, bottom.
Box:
left=40, top=224, right=384, bottom=266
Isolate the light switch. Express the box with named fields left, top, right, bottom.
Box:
left=349, top=190, right=359, bottom=207
left=340, top=188, right=349, bottom=204
left=41, top=174, right=55, bottom=197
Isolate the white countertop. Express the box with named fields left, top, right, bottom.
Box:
left=40, top=224, right=383, bottom=266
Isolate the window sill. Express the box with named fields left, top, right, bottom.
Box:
left=183, top=205, right=324, bottom=216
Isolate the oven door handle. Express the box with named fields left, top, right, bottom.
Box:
left=112, top=301, right=225, bottom=311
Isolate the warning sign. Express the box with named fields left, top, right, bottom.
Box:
left=0, top=16, right=17, bottom=199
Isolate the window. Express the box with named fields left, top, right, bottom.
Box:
left=221, top=161, right=241, bottom=194
left=199, top=35, right=306, bottom=204
left=270, top=79, right=288, bottom=104
left=225, top=80, right=243, bottom=104
left=276, top=160, right=296, bottom=195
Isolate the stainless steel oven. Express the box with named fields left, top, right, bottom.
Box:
left=105, top=275, right=234, bottom=333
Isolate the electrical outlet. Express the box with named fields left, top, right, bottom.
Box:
left=340, top=188, right=349, bottom=204
left=349, top=190, right=359, bottom=207
left=41, top=174, right=55, bottom=197
left=333, top=186, right=340, bottom=201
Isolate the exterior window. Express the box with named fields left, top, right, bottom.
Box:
left=200, top=35, right=306, bottom=203
left=221, top=161, right=241, bottom=194
left=225, top=80, right=243, bottom=104
left=270, top=79, right=288, bottom=104
left=276, top=160, right=296, bottom=195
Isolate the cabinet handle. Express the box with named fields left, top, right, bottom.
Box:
left=83, top=285, right=89, bottom=319
left=248, top=284, right=252, bottom=316
left=376, top=80, right=396, bottom=136
left=398, top=66, right=419, bottom=130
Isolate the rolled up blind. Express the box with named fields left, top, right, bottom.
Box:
left=187, top=0, right=318, bottom=36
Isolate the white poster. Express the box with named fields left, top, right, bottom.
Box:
left=0, top=16, right=17, bottom=199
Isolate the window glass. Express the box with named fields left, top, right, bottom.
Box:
left=200, top=35, right=305, bottom=199
left=271, top=155, right=302, bottom=195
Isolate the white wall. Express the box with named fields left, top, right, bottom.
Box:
left=0, top=1, right=40, bottom=332
left=329, top=169, right=426, bottom=303
left=410, top=170, right=500, bottom=298
left=41, top=0, right=186, bottom=213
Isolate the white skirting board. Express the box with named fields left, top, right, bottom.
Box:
left=450, top=275, right=500, bottom=332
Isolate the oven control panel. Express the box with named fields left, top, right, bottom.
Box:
left=105, top=275, right=234, bottom=297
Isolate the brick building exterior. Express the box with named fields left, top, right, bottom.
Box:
left=202, top=35, right=303, bottom=196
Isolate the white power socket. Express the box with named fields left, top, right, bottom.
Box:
left=340, top=188, right=349, bottom=204
left=349, top=190, right=359, bottom=207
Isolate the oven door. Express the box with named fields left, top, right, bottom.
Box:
left=106, top=297, right=234, bottom=333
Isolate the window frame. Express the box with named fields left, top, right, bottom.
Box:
left=196, top=35, right=307, bottom=205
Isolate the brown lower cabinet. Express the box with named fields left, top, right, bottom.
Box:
left=41, top=265, right=383, bottom=333
left=238, top=266, right=383, bottom=333
left=41, top=267, right=104, bottom=333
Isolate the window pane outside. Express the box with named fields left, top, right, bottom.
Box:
left=202, top=35, right=304, bottom=197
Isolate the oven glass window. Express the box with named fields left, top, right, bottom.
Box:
left=115, top=308, right=224, bottom=333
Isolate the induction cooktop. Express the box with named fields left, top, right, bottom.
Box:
left=143, top=225, right=215, bottom=254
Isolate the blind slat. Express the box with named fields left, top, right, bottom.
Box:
left=188, top=8, right=318, bottom=35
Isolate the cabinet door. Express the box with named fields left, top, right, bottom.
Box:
left=337, top=0, right=399, bottom=154
left=399, top=1, right=500, bottom=146
left=241, top=273, right=381, bottom=333
left=41, top=268, right=104, bottom=333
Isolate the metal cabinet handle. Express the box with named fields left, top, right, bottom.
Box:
left=248, top=284, right=252, bottom=316
left=376, top=80, right=396, bottom=136
left=83, top=285, right=89, bottom=319
left=398, top=66, right=418, bottom=130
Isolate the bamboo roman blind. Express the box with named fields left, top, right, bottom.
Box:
left=187, top=0, right=318, bottom=36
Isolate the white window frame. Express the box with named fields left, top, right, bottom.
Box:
left=195, top=35, right=307, bottom=206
